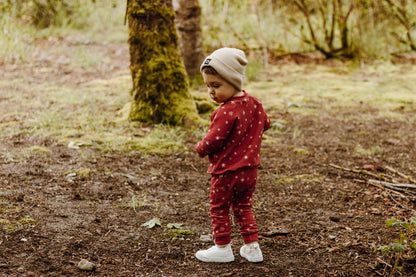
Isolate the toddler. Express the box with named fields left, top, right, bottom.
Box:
left=195, top=48, right=270, bottom=263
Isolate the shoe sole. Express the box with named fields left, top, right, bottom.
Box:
left=241, top=256, right=263, bottom=262
left=195, top=253, right=234, bottom=263
left=240, top=250, right=263, bottom=263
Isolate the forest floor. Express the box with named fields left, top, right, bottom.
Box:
left=1, top=38, right=416, bottom=276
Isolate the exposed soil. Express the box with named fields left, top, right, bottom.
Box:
left=1, top=39, right=416, bottom=276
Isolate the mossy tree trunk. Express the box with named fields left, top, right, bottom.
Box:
left=126, top=0, right=200, bottom=125
left=172, top=0, right=205, bottom=79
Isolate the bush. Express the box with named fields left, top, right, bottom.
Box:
left=1, top=0, right=88, bottom=29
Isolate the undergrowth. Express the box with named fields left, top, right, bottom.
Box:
left=376, top=218, right=416, bottom=276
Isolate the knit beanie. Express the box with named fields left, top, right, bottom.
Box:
left=200, top=47, right=248, bottom=91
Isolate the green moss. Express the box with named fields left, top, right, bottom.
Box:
left=127, top=0, right=200, bottom=126
left=354, top=144, right=383, bottom=156
left=0, top=219, right=18, bottom=232
left=293, top=148, right=310, bottom=155
left=0, top=203, right=22, bottom=214
left=78, top=168, right=95, bottom=178
left=196, top=101, right=215, bottom=114
left=161, top=229, right=195, bottom=239
left=19, top=217, right=37, bottom=225
left=24, top=146, right=51, bottom=154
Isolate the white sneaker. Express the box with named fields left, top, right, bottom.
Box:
left=195, top=244, right=235, bottom=263
left=240, top=242, right=263, bottom=262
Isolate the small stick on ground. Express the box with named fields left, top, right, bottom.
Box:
left=385, top=166, right=416, bottom=184
left=368, top=179, right=416, bottom=190
left=367, top=180, right=408, bottom=198
left=329, top=163, right=387, bottom=180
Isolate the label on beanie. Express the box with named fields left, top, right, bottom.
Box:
left=204, top=58, right=211, bottom=65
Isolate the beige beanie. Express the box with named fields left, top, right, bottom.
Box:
left=200, top=47, right=248, bottom=91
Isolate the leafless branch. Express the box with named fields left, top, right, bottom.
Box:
left=385, top=166, right=416, bottom=184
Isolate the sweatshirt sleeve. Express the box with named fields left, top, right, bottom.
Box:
left=195, top=108, right=236, bottom=158
left=264, top=114, right=271, bottom=131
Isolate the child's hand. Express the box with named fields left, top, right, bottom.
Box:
left=195, top=141, right=207, bottom=158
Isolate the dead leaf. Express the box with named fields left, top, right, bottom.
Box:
left=259, top=226, right=289, bottom=237
left=369, top=207, right=382, bottom=215
left=141, top=218, right=161, bottom=229
left=386, top=138, right=400, bottom=145
left=362, top=165, right=384, bottom=172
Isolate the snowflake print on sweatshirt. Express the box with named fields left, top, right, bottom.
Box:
left=196, top=91, right=271, bottom=174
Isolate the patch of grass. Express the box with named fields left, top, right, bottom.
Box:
left=0, top=1, right=127, bottom=64
left=0, top=16, right=35, bottom=63
left=2, top=39, right=416, bottom=157
left=19, top=217, right=37, bottom=225
left=246, top=63, right=416, bottom=123
left=1, top=146, right=51, bottom=164
left=0, top=219, right=18, bottom=232
left=292, top=126, right=302, bottom=139
left=354, top=144, right=383, bottom=156
left=124, top=126, right=187, bottom=154
left=120, top=195, right=147, bottom=212
left=77, top=168, right=95, bottom=179
left=261, top=134, right=281, bottom=147
left=22, top=146, right=52, bottom=159
left=293, top=148, right=310, bottom=155
left=92, top=126, right=188, bottom=154
left=0, top=203, right=22, bottom=214
left=1, top=152, right=18, bottom=164
left=71, top=46, right=112, bottom=70
left=2, top=69, right=193, bottom=155
left=275, top=173, right=325, bottom=185
left=289, top=106, right=318, bottom=116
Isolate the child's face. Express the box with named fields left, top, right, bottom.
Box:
left=202, top=72, right=240, bottom=103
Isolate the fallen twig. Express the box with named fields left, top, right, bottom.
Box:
left=367, top=179, right=416, bottom=199
left=385, top=166, right=416, bottom=184
left=367, top=180, right=408, bottom=198
left=368, top=179, right=416, bottom=189
left=329, top=163, right=387, bottom=180
left=377, top=257, right=392, bottom=268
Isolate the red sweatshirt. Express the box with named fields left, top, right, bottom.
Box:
left=196, top=92, right=271, bottom=174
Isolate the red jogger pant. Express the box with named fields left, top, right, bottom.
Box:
left=209, top=167, right=259, bottom=245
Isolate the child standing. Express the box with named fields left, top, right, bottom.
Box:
left=195, top=48, right=271, bottom=263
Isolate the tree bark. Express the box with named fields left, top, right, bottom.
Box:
left=126, top=0, right=200, bottom=125
left=172, top=0, right=205, bottom=79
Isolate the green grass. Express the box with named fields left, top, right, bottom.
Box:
left=1, top=2, right=416, bottom=158
left=0, top=0, right=127, bottom=64
left=275, top=173, right=325, bottom=185
left=246, top=63, right=416, bottom=122
left=2, top=61, right=416, bottom=158
left=0, top=65, right=190, bottom=156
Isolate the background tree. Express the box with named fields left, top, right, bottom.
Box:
left=172, top=0, right=205, bottom=79
left=293, top=0, right=356, bottom=59
left=383, top=0, right=416, bottom=51
left=126, top=0, right=200, bottom=125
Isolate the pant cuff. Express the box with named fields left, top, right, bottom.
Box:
left=243, top=233, right=258, bottom=244
left=214, top=236, right=231, bottom=245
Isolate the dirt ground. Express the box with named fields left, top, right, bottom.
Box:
left=1, top=40, right=416, bottom=277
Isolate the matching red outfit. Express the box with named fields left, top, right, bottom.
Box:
left=196, top=91, right=270, bottom=245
